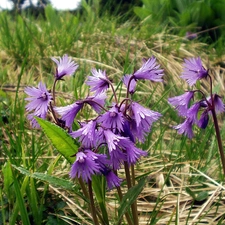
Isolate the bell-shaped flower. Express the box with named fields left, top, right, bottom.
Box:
left=25, top=82, right=52, bottom=127
left=122, top=74, right=136, bottom=94
left=98, top=104, right=124, bottom=132
left=181, top=57, right=208, bottom=86
left=86, top=69, right=110, bottom=95
left=133, top=56, right=164, bottom=82
left=51, top=54, right=79, bottom=80
left=168, top=91, right=194, bottom=116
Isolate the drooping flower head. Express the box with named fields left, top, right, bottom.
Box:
left=55, top=93, right=106, bottom=130
left=70, top=120, right=98, bottom=148
left=25, top=82, right=52, bottom=127
left=86, top=69, right=111, bottom=95
left=122, top=74, right=137, bottom=94
left=101, top=168, right=122, bottom=190
left=83, top=92, right=107, bottom=113
left=70, top=151, right=101, bottom=182
left=51, top=54, right=79, bottom=80
left=173, top=117, right=194, bottom=139
left=98, top=104, right=124, bottom=133
left=133, top=56, right=164, bottom=82
left=54, top=102, right=84, bottom=129
left=103, top=129, right=147, bottom=168
left=181, top=57, right=208, bottom=86
left=207, top=94, right=225, bottom=114
left=168, top=91, right=194, bottom=116
left=128, top=102, right=162, bottom=142
left=198, top=111, right=209, bottom=129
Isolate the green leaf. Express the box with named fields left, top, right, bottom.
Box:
left=92, top=175, right=109, bottom=225
left=13, top=165, right=75, bottom=191
left=2, top=161, right=14, bottom=196
left=186, top=187, right=208, bottom=201
left=10, top=168, right=30, bottom=225
left=185, top=187, right=196, bottom=199
left=35, top=117, right=78, bottom=163
left=195, top=191, right=208, bottom=202
left=116, top=178, right=146, bottom=224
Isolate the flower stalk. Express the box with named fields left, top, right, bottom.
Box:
left=211, top=105, right=225, bottom=177
left=88, top=181, right=100, bottom=225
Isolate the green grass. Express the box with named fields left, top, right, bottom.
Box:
left=0, top=3, right=225, bottom=224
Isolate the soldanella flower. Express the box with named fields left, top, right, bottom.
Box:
left=128, top=102, right=162, bottom=142
left=206, top=94, right=225, bottom=114
left=122, top=74, right=137, bottom=94
left=51, top=54, right=79, bottom=80
left=168, top=91, right=194, bottom=116
left=55, top=93, right=106, bottom=130
left=98, top=104, right=124, bottom=132
left=86, top=69, right=111, bottom=95
left=54, top=102, right=84, bottom=129
left=101, top=168, right=122, bottom=190
left=180, top=57, right=208, bottom=86
left=83, top=92, right=107, bottom=113
left=103, top=129, right=147, bottom=168
left=198, top=111, right=209, bottom=129
left=70, top=120, right=98, bottom=148
left=25, top=82, right=52, bottom=127
left=174, top=117, right=194, bottom=138
left=70, top=150, right=102, bottom=182
left=169, top=56, right=225, bottom=138
left=133, top=56, right=164, bottom=82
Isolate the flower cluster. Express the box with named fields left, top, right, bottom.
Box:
left=168, top=57, right=225, bottom=138
left=25, top=54, right=163, bottom=189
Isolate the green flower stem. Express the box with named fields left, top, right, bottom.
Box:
left=124, top=162, right=139, bottom=225
left=88, top=180, right=100, bottom=225
left=211, top=108, right=225, bottom=178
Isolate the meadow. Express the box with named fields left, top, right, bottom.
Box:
left=0, top=2, right=225, bottom=224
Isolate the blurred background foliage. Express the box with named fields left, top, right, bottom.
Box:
left=134, top=0, right=225, bottom=44
left=5, top=0, right=225, bottom=53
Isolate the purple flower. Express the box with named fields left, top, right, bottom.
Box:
left=186, top=102, right=201, bottom=123
left=102, top=169, right=122, bottom=190
left=51, top=54, right=79, bottom=80
left=103, top=129, right=147, bottom=168
left=26, top=113, right=41, bottom=128
left=25, top=82, right=52, bottom=127
left=198, top=111, right=209, bottom=129
left=174, top=118, right=194, bottom=138
left=210, top=94, right=225, bottom=114
left=125, top=145, right=148, bottom=165
left=54, top=102, right=84, bottom=129
left=122, top=74, right=136, bottom=94
left=133, top=56, right=164, bottom=82
left=121, top=120, right=135, bottom=143
left=70, top=151, right=101, bottom=182
left=168, top=91, right=194, bottom=116
left=98, top=105, right=124, bottom=132
left=214, top=95, right=225, bottom=113
left=85, top=150, right=109, bottom=169
left=70, top=120, right=97, bottom=148
left=181, top=57, right=208, bottom=86
left=129, top=102, right=162, bottom=142
left=84, top=92, right=107, bottom=113
left=186, top=32, right=197, bottom=40
left=103, top=129, right=127, bottom=169
left=86, top=69, right=110, bottom=95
